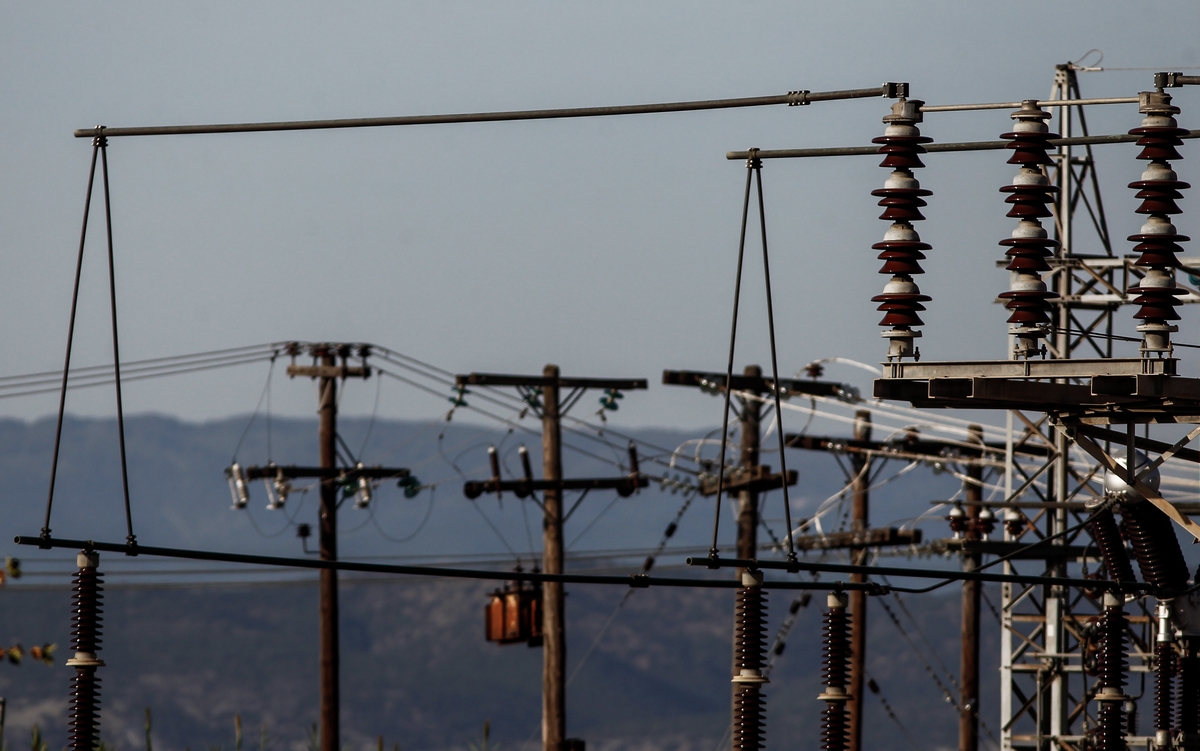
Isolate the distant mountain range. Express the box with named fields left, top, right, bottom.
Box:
left=0, top=415, right=988, bottom=751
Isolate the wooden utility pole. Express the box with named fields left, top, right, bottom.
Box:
left=541, top=364, right=566, bottom=751
left=735, top=365, right=763, bottom=566
left=456, top=368, right=647, bottom=751
left=960, top=424, right=984, bottom=751
left=847, top=410, right=871, bottom=751
left=733, top=366, right=764, bottom=745
left=317, top=348, right=339, bottom=751
left=231, top=343, right=396, bottom=751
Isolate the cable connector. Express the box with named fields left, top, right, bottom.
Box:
left=883, top=82, right=909, bottom=99
left=786, top=90, right=811, bottom=106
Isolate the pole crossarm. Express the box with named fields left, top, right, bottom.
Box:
left=684, top=556, right=1156, bottom=594
left=72, top=84, right=906, bottom=138
left=785, top=432, right=1051, bottom=465
left=662, top=368, right=850, bottom=399
left=696, top=465, right=796, bottom=496
left=11, top=536, right=880, bottom=591
left=242, top=464, right=410, bottom=481
left=456, top=372, right=647, bottom=390
left=287, top=364, right=370, bottom=379
left=463, top=475, right=647, bottom=499
left=790, top=527, right=922, bottom=552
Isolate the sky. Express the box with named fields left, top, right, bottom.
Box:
left=3, top=1, right=1200, bottom=430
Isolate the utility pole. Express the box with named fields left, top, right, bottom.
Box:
left=960, top=424, right=984, bottom=751
left=457, top=367, right=647, bottom=751
left=736, top=366, right=764, bottom=567
left=316, top=346, right=339, bottom=751
left=541, top=364, right=566, bottom=751
left=847, top=410, right=871, bottom=751
left=733, top=365, right=765, bottom=743
left=225, top=343, right=410, bottom=751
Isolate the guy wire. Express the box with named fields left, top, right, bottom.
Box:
left=709, top=153, right=755, bottom=558
left=100, top=136, right=137, bottom=548
left=752, top=154, right=797, bottom=561
left=42, top=136, right=102, bottom=543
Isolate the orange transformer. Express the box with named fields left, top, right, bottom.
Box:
left=485, top=581, right=543, bottom=646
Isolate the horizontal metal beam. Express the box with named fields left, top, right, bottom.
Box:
left=74, top=85, right=902, bottom=139
left=684, top=555, right=1155, bottom=593
left=1068, top=423, right=1200, bottom=464
left=662, top=368, right=848, bottom=398
left=12, top=536, right=881, bottom=592
left=463, top=475, right=647, bottom=499
left=726, top=130, right=1200, bottom=161
left=920, top=97, right=1138, bottom=113
left=879, top=358, right=1175, bottom=380
left=241, top=464, right=410, bottom=480
left=456, top=372, right=647, bottom=390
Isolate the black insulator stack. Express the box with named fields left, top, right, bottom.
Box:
left=869, top=98, right=932, bottom=362
left=1128, top=89, right=1190, bottom=355
left=67, top=551, right=105, bottom=751
left=1095, top=597, right=1129, bottom=751
left=732, top=583, right=768, bottom=751
left=1121, top=500, right=1190, bottom=592
left=1181, top=646, right=1199, bottom=740
left=1090, top=507, right=1137, bottom=584
left=997, top=101, right=1061, bottom=358
left=819, top=593, right=851, bottom=751
left=1158, top=640, right=1177, bottom=740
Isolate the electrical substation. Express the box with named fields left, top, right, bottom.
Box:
left=13, top=60, right=1200, bottom=751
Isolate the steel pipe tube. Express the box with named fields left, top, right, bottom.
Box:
left=72, top=85, right=898, bottom=138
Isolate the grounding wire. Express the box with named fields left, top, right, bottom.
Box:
left=41, top=136, right=101, bottom=543
left=708, top=152, right=755, bottom=558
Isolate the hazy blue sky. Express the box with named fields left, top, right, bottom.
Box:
left=3, top=1, right=1200, bottom=429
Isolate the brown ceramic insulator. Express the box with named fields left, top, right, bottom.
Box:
left=1000, top=182, right=1058, bottom=220
left=871, top=292, right=929, bottom=328
left=1158, top=641, right=1176, bottom=735
left=735, top=586, right=768, bottom=672
left=1131, top=124, right=1191, bottom=163
left=999, top=288, right=1057, bottom=326
left=1096, top=700, right=1127, bottom=751
left=1129, top=230, right=1188, bottom=269
left=68, top=669, right=101, bottom=751
left=871, top=186, right=932, bottom=223
left=821, top=701, right=849, bottom=751
left=1098, top=604, right=1128, bottom=692
left=1129, top=283, right=1186, bottom=322
left=1121, top=501, right=1190, bottom=592
left=70, top=567, right=104, bottom=654
left=1001, top=129, right=1059, bottom=167
left=1090, top=508, right=1137, bottom=584
left=1181, top=650, right=1199, bottom=734
left=733, top=687, right=766, bottom=751
left=822, top=606, right=850, bottom=691
left=874, top=239, right=929, bottom=276
left=1131, top=180, right=1189, bottom=216
left=871, top=134, right=932, bottom=170
left=1000, top=234, right=1058, bottom=272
